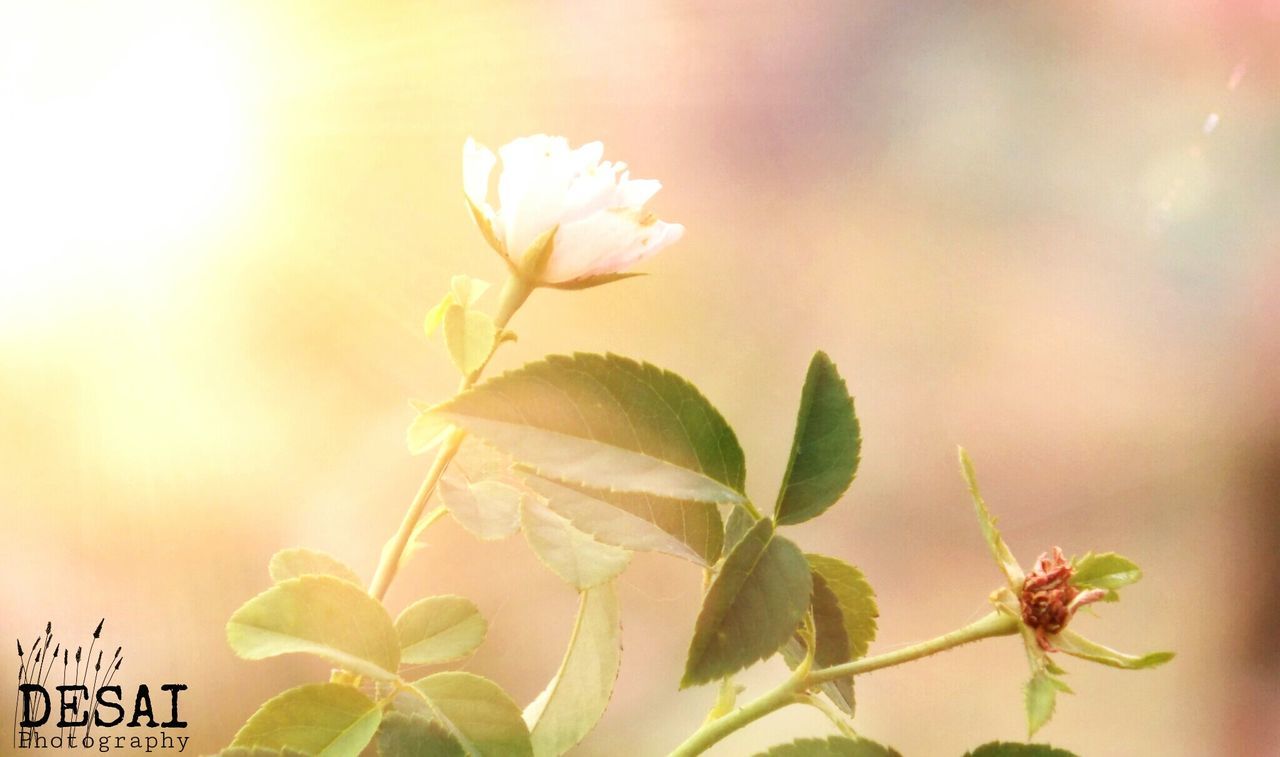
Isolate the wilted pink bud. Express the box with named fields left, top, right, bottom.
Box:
left=1020, top=547, right=1105, bottom=652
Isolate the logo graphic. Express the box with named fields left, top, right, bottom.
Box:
left=13, top=620, right=190, bottom=753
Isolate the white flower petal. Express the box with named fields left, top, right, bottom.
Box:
left=615, top=178, right=661, bottom=208
left=463, top=137, right=496, bottom=208
left=466, top=134, right=683, bottom=282
left=463, top=138, right=501, bottom=240
left=545, top=209, right=683, bottom=283
left=571, top=140, right=604, bottom=172
left=561, top=163, right=623, bottom=225
left=497, top=135, right=580, bottom=257
left=581, top=219, right=683, bottom=280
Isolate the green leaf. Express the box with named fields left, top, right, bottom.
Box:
left=268, top=548, right=362, bottom=587
left=232, top=683, right=382, bottom=757
left=523, top=582, right=622, bottom=756
left=723, top=505, right=758, bottom=554
left=408, top=404, right=454, bottom=455
left=227, top=576, right=400, bottom=680
left=682, top=519, right=812, bottom=687
left=1006, top=591, right=1073, bottom=717
left=444, top=303, right=497, bottom=376
left=958, top=448, right=1024, bottom=590
left=378, top=712, right=466, bottom=757
left=521, top=497, right=631, bottom=590
left=1070, top=552, right=1141, bottom=598
left=396, top=595, right=488, bottom=666
left=430, top=353, right=746, bottom=504
left=454, top=437, right=518, bottom=480
left=423, top=276, right=489, bottom=342
left=425, top=296, right=454, bottom=338
left=218, top=749, right=308, bottom=757
left=439, top=473, right=522, bottom=541
left=527, top=475, right=722, bottom=566
left=806, top=554, right=878, bottom=660
left=781, top=571, right=854, bottom=713
left=407, top=672, right=534, bottom=757
left=1024, top=672, right=1058, bottom=737
left=754, top=735, right=901, bottom=756
left=964, top=743, right=1078, bottom=757
left=780, top=553, right=879, bottom=715
left=1052, top=630, right=1174, bottom=670
left=450, top=275, right=491, bottom=307
left=774, top=352, right=861, bottom=526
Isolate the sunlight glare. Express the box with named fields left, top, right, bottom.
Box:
left=0, top=3, right=255, bottom=327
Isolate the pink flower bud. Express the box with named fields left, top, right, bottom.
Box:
left=1020, top=547, right=1105, bottom=652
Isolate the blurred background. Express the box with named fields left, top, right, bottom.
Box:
left=2, top=1, right=1277, bottom=754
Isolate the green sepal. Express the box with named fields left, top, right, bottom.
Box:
left=958, top=448, right=1024, bottom=590
left=464, top=193, right=511, bottom=267
left=1070, top=552, right=1141, bottom=600
left=542, top=272, right=647, bottom=291
left=518, top=225, right=558, bottom=283
left=1052, top=630, right=1174, bottom=670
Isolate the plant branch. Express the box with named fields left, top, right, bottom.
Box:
left=367, top=275, right=533, bottom=601
left=668, top=611, right=1019, bottom=757
left=807, top=610, right=1018, bottom=686
left=669, top=669, right=806, bottom=757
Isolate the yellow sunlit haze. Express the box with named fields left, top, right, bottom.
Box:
left=0, top=3, right=255, bottom=328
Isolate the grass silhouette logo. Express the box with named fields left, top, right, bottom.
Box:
left=13, top=620, right=190, bottom=753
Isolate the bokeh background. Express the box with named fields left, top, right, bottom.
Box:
left=3, top=1, right=1278, bottom=754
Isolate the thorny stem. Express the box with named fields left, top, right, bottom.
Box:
left=367, top=275, right=534, bottom=602
left=668, top=611, right=1019, bottom=757
left=807, top=610, right=1018, bottom=686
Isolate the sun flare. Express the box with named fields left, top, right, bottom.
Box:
left=0, top=3, right=254, bottom=325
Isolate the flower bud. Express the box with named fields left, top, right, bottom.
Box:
left=1020, top=547, right=1105, bottom=651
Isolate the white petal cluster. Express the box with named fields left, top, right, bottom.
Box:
left=464, top=135, right=684, bottom=284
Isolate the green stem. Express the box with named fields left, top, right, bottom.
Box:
left=367, top=275, right=534, bottom=602
left=668, top=611, right=1018, bottom=757
left=807, top=610, right=1018, bottom=685
left=670, top=662, right=808, bottom=757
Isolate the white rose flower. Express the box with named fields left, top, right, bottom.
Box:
left=463, top=135, right=684, bottom=287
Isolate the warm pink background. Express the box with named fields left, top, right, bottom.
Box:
left=3, top=2, right=1278, bottom=754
